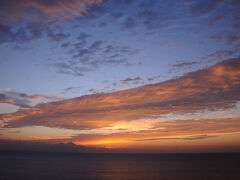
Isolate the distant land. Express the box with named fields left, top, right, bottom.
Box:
left=1, top=140, right=240, bottom=154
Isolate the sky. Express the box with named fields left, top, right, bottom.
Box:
left=0, top=0, right=240, bottom=153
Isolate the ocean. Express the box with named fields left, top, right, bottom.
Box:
left=0, top=152, right=239, bottom=179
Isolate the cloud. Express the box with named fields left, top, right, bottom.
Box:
left=0, top=0, right=238, bottom=47
left=204, top=1, right=240, bottom=49
left=0, top=24, right=42, bottom=44
left=132, top=135, right=216, bottom=141
left=89, top=40, right=103, bottom=50
left=65, top=117, right=240, bottom=147
left=226, top=34, right=240, bottom=44
left=61, top=42, right=70, bottom=48
left=0, top=0, right=103, bottom=44
left=208, top=15, right=225, bottom=27
left=0, top=93, right=32, bottom=108
left=171, top=61, right=198, bottom=68
left=170, top=50, right=237, bottom=74
left=87, top=86, right=112, bottom=94
left=47, top=33, right=70, bottom=41
left=210, top=35, right=223, bottom=41
left=180, top=135, right=216, bottom=140
left=1, top=0, right=236, bottom=47
left=205, top=50, right=235, bottom=62
left=0, top=0, right=104, bottom=25
left=67, top=32, right=91, bottom=50
left=0, top=98, right=31, bottom=108
left=122, top=17, right=137, bottom=30
left=5, top=92, right=55, bottom=101
left=62, top=86, right=82, bottom=93
left=76, top=0, right=184, bottom=33
left=121, top=77, right=142, bottom=85
left=151, top=118, right=240, bottom=137
left=54, top=62, right=93, bottom=77
left=147, top=75, right=161, bottom=82
left=187, top=0, right=224, bottom=17
left=169, top=61, right=198, bottom=73
left=78, top=32, right=91, bottom=42
left=53, top=40, right=142, bottom=76
left=0, top=91, right=58, bottom=108
left=137, top=10, right=162, bottom=29
left=1, top=58, right=240, bottom=131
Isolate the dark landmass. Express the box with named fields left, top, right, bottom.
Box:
left=0, top=140, right=109, bottom=153
left=1, top=140, right=240, bottom=154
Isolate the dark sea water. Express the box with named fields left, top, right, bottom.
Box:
left=0, top=152, right=239, bottom=180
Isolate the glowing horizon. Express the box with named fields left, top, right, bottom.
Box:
left=0, top=0, right=240, bottom=153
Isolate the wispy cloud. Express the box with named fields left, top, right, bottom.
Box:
left=171, top=61, right=198, bottom=68
left=205, top=50, right=235, bottom=63
left=121, top=77, right=143, bottom=85
left=169, top=61, right=198, bottom=73
left=53, top=39, right=142, bottom=76
left=187, top=0, right=224, bottom=17
left=0, top=0, right=103, bottom=44
left=0, top=24, right=42, bottom=44
left=0, top=91, right=58, bottom=108
left=0, top=0, right=104, bottom=25
left=47, top=33, right=70, bottom=41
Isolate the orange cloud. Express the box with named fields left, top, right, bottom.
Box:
left=0, top=99, right=31, bottom=108
left=0, top=91, right=58, bottom=108
left=68, top=117, right=240, bottom=146
left=1, top=58, right=240, bottom=131
left=0, top=0, right=104, bottom=25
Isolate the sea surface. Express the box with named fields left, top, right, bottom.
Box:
left=0, top=152, right=239, bottom=180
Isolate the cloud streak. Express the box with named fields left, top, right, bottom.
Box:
left=0, top=91, right=58, bottom=108
left=70, top=117, right=240, bottom=145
